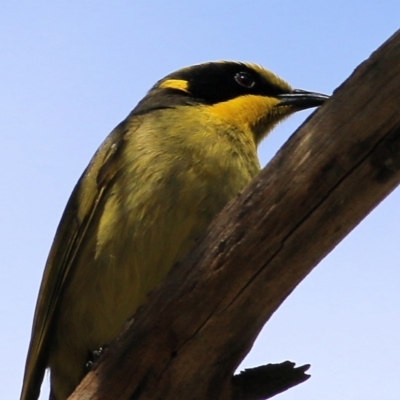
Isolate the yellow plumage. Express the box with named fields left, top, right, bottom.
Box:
left=20, top=61, right=328, bottom=400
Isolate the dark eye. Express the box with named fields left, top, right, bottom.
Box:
left=234, top=72, right=255, bottom=88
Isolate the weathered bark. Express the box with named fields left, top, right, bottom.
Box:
left=69, top=29, right=400, bottom=400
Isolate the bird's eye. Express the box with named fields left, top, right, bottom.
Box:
left=234, top=72, right=255, bottom=88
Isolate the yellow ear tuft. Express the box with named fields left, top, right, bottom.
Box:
left=159, top=79, right=189, bottom=93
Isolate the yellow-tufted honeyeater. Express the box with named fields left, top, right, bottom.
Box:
left=20, top=61, right=328, bottom=400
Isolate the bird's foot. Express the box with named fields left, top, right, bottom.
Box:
left=85, top=345, right=109, bottom=371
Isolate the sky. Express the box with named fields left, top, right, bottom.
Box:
left=2, top=2, right=400, bottom=399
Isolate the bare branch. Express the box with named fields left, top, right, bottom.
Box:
left=232, top=362, right=310, bottom=400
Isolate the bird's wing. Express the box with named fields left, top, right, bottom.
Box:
left=20, top=119, right=139, bottom=400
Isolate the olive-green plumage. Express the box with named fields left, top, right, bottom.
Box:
left=20, top=61, right=328, bottom=400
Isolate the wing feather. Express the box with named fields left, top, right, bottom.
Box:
left=20, top=119, right=140, bottom=400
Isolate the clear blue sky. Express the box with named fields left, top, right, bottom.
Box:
left=2, top=2, right=399, bottom=399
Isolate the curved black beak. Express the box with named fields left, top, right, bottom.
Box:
left=277, top=89, right=330, bottom=110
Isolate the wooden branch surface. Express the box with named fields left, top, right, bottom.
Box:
left=69, top=29, right=400, bottom=400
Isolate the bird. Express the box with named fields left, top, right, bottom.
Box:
left=20, top=61, right=328, bottom=400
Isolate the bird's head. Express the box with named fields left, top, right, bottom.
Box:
left=133, top=61, right=329, bottom=144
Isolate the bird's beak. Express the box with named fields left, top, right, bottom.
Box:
left=277, top=89, right=330, bottom=110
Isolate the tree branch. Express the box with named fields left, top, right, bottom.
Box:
left=232, top=362, right=310, bottom=400
left=69, top=29, right=400, bottom=400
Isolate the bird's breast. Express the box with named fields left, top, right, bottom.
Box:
left=52, top=111, right=260, bottom=379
